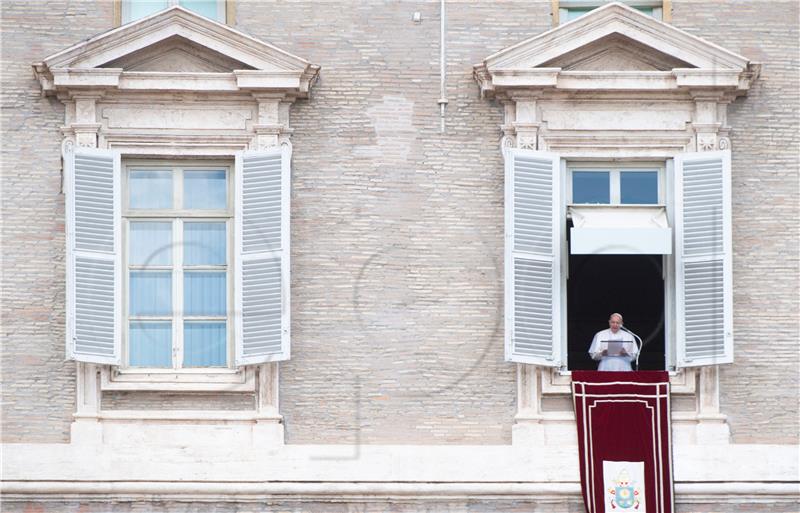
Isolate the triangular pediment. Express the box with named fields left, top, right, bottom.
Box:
left=100, top=36, right=255, bottom=72
left=34, top=6, right=319, bottom=96
left=474, top=2, right=756, bottom=98
left=541, top=34, right=693, bottom=72
left=484, top=2, right=749, bottom=71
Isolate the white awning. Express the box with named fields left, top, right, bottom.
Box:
left=569, top=206, right=672, bottom=255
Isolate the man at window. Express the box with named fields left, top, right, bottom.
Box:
left=588, top=313, right=638, bottom=371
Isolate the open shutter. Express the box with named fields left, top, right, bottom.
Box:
left=505, top=149, right=562, bottom=366
left=234, top=145, right=291, bottom=365
left=675, top=150, right=733, bottom=367
left=65, top=145, right=121, bottom=364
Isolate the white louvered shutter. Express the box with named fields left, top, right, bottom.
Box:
left=505, top=149, right=563, bottom=366
left=234, top=146, right=290, bottom=365
left=64, top=146, right=121, bottom=364
left=675, top=150, right=733, bottom=367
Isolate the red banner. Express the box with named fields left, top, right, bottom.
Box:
left=572, top=371, right=674, bottom=513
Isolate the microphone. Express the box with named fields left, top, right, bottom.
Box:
left=620, top=325, right=643, bottom=370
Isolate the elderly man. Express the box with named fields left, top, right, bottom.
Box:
left=588, top=313, right=638, bottom=371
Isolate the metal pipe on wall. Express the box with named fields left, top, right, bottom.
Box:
left=438, top=0, right=448, bottom=133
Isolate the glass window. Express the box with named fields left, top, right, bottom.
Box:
left=184, top=222, right=226, bottom=265
left=127, top=0, right=169, bottom=22
left=184, top=170, right=227, bottom=210
left=129, top=271, right=172, bottom=316
left=179, top=0, right=221, bottom=20
left=125, top=163, right=231, bottom=369
left=570, top=166, right=662, bottom=205
left=129, top=170, right=172, bottom=209
left=129, top=322, right=172, bottom=367
left=565, top=7, right=593, bottom=22
left=184, top=272, right=226, bottom=316
left=572, top=171, right=610, bottom=204
left=184, top=322, right=226, bottom=367
left=621, top=171, right=659, bottom=204
left=558, top=1, right=663, bottom=25
left=122, top=0, right=225, bottom=24
left=129, top=222, right=172, bottom=265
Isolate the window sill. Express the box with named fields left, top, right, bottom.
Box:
left=100, top=366, right=255, bottom=392
left=546, top=366, right=695, bottom=394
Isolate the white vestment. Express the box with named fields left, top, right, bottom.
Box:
left=588, top=328, right=638, bottom=371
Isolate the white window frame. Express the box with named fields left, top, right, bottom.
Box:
left=557, top=0, right=663, bottom=25
left=567, top=162, right=665, bottom=205
left=562, top=159, right=672, bottom=371
left=121, top=0, right=227, bottom=24
left=121, top=160, right=234, bottom=372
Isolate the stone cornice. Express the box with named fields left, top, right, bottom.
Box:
left=1, top=442, right=797, bottom=500
left=474, top=2, right=758, bottom=100
left=41, top=6, right=309, bottom=71
left=483, top=3, right=749, bottom=70
left=33, top=5, right=319, bottom=98
left=2, top=480, right=798, bottom=503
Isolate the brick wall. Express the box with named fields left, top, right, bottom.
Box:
left=235, top=0, right=553, bottom=445
left=1, top=0, right=797, bottom=446
left=1, top=0, right=114, bottom=443
left=672, top=0, right=800, bottom=444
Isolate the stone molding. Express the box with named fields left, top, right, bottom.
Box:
left=475, top=3, right=759, bottom=155
left=99, top=366, right=256, bottom=392
left=2, top=443, right=797, bottom=504
left=2, top=481, right=798, bottom=504
left=474, top=2, right=758, bottom=99
left=33, top=6, right=319, bottom=97
left=34, top=7, right=319, bottom=156
left=72, top=362, right=283, bottom=445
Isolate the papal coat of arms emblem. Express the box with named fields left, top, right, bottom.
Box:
left=608, top=469, right=641, bottom=509
left=603, top=461, right=645, bottom=512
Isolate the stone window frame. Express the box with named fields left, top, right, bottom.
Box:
left=476, top=2, right=758, bottom=446
left=34, top=7, right=318, bottom=442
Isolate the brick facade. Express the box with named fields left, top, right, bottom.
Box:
left=1, top=0, right=797, bottom=455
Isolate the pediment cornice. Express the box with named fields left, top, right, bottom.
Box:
left=474, top=2, right=758, bottom=99
left=33, top=6, right=319, bottom=98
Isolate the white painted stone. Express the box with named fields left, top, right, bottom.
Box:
left=542, top=104, right=691, bottom=131
left=103, top=105, right=253, bottom=130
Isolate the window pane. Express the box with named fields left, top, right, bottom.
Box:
left=184, top=322, right=226, bottom=367
left=125, top=0, right=169, bottom=23
left=572, top=171, right=610, bottom=204
left=129, top=170, right=172, bottom=209
left=566, top=7, right=593, bottom=21
left=184, top=271, right=226, bottom=316
left=130, top=271, right=172, bottom=316
left=184, top=170, right=227, bottom=210
left=179, top=0, right=223, bottom=21
left=564, top=5, right=655, bottom=22
left=130, top=222, right=172, bottom=265
left=184, top=222, right=226, bottom=265
left=621, top=171, right=659, bottom=204
left=129, top=321, right=172, bottom=367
